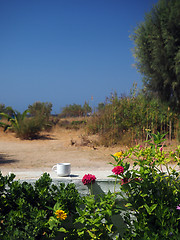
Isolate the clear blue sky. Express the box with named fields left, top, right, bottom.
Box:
left=0, top=0, right=158, bottom=114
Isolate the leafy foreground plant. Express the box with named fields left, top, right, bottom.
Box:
left=110, top=132, right=180, bottom=239
left=0, top=171, right=121, bottom=240
left=73, top=192, right=118, bottom=239
left=0, top=173, right=80, bottom=240
left=48, top=173, right=122, bottom=240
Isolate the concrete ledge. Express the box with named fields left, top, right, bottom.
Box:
left=18, top=177, right=123, bottom=197
left=2, top=168, right=125, bottom=197
left=2, top=168, right=114, bottom=180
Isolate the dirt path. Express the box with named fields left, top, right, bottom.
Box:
left=0, top=127, right=124, bottom=175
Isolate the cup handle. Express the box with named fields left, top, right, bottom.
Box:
left=52, top=165, right=57, bottom=172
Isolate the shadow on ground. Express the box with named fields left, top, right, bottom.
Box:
left=0, top=154, right=19, bottom=165
left=31, top=134, right=57, bottom=140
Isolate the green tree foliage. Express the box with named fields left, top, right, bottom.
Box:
left=28, top=101, right=52, bottom=121
left=60, top=104, right=83, bottom=117
left=60, top=102, right=92, bottom=117
left=132, top=0, right=180, bottom=112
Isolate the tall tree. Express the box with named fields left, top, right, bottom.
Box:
left=132, top=0, right=180, bottom=112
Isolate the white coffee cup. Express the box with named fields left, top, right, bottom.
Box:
left=52, top=163, right=71, bottom=177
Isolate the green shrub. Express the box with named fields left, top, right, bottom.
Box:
left=15, top=117, right=43, bottom=139
left=59, top=102, right=92, bottom=118
left=0, top=107, right=53, bottom=139
left=28, top=102, right=53, bottom=131
left=0, top=173, right=80, bottom=240
left=48, top=180, right=121, bottom=240
left=87, top=92, right=178, bottom=146
left=68, top=193, right=119, bottom=239
left=28, top=102, right=52, bottom=121
left=60, top=104, right=84, bottom=117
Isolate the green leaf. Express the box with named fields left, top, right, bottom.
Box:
left=106, top=224, right=113, bottom=232
left=144, top=204, right=157, bottom=215
left=48, top=217, right=58, bottom=230
left=125, top=203, right=132, bottom=208
left=59, top=227, right=67, bottom=233
left=140, top=193, right=148, bottom=198
left=87, top=230, right=97, bottom=238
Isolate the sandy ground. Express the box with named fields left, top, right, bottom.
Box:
left=0, top=127, right=179, bottom=180
left=0, top=127, right=126, bottom=179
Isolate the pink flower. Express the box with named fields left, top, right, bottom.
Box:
left=112, top=166, right=124, bottom=175
left=176, top=204, right=180, bottom=210
left=82, top=174, right=96, bottom=185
